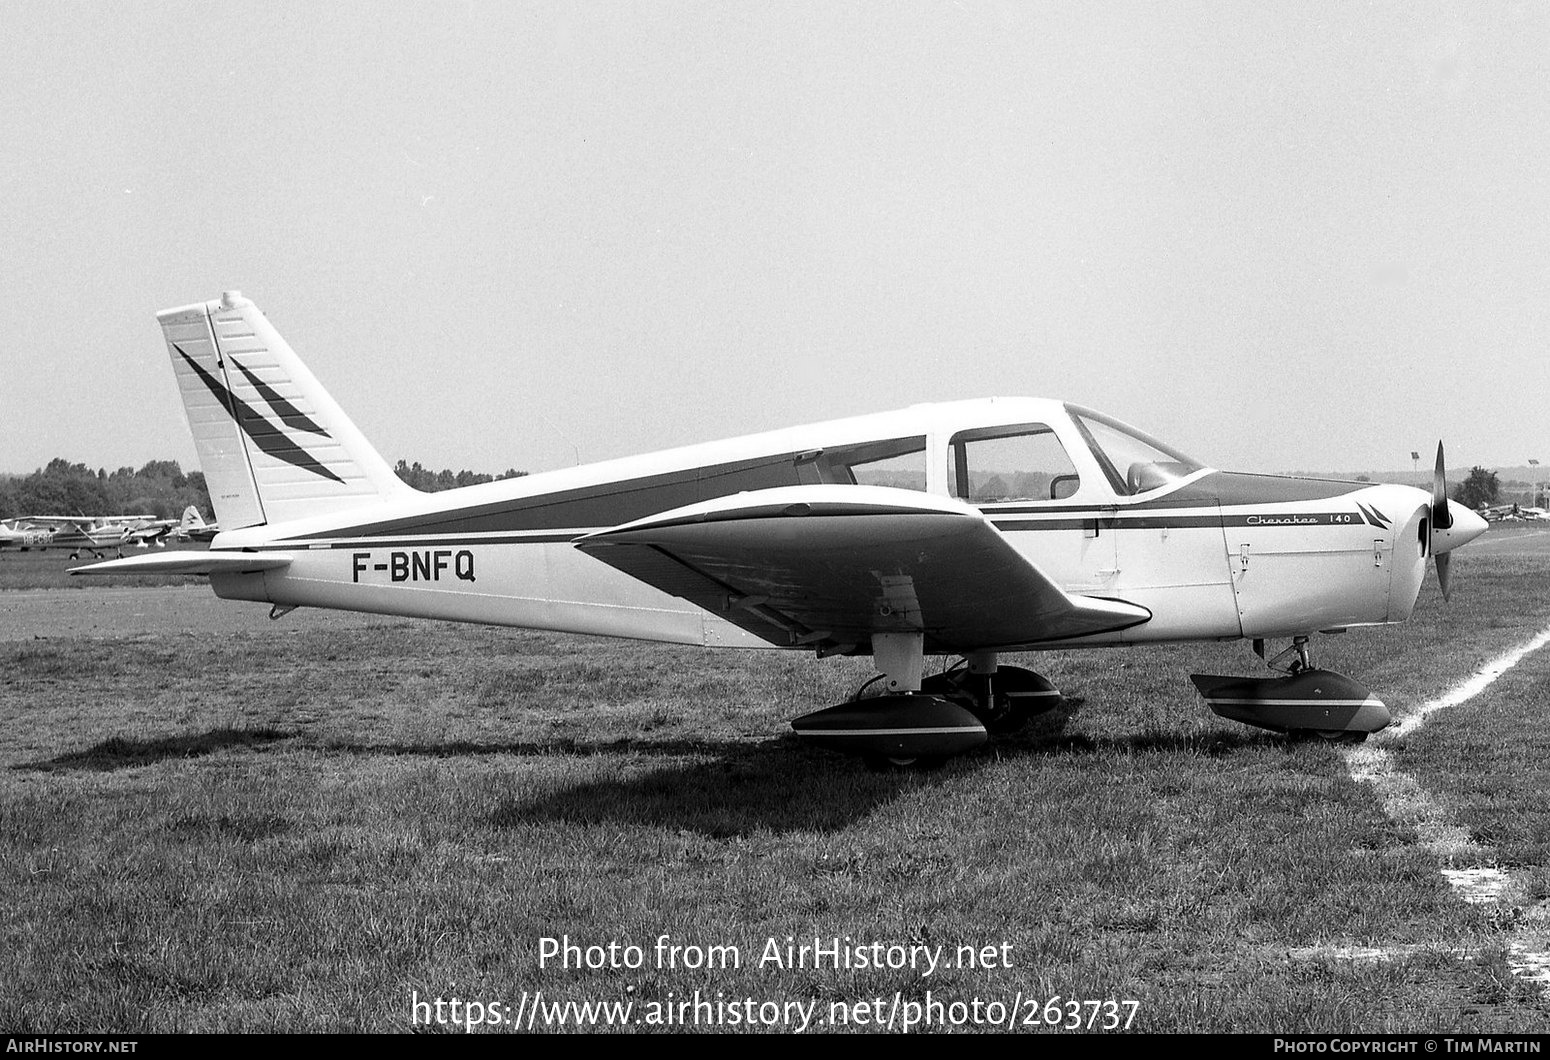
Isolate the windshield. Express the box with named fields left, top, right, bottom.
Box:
left=1066, top=405, right=1205, bottom=497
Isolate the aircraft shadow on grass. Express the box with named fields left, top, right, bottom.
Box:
left=17, top=726, right=294, bottom=773
left=16, top=698, right=1280, bottom=836
left=481, top=707, right=1282, bottom=836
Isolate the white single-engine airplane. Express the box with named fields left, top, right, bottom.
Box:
left=29, top=515, right=174, bottom=558
left=76, top=291, right=1488, bottom=763
left=174, top=506, right=220, bottom=543
left=0, top=519, right=56, bottom=551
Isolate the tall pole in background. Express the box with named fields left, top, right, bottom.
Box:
left=1531, top=458, right=1542, bottom=508
left=1411, top=451, right=1420, bottom=487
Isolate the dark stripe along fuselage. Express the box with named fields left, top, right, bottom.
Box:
left=260, top=468, right=1375, bottom=549
left=207, top=461, right=1420, bottom=651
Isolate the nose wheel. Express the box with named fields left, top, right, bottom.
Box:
left=1193, top=635, right=1391, bottom=739
left=1309, top=730, right=1368, bottom=744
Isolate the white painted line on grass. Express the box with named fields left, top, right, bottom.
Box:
left=1509, top=943, right=1550, bottom=985
left=1440, top=867, right=1514, bottom=905
left=1391, top=624, right=1550, bottom=738
left=1339, top=623, right=1550, bottom=990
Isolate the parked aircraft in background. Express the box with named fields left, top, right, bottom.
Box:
left=126, top=518, right=178, bottom=549
left=1482, top=504, right=1550, bottom=523
left=174, top=506, right=219, bottom=543
left=0, top=519, right=55, bottom=551
left=29, top=516, right=136, bottom=559
left=76, top=291, right=1488, bottom=764
left=26, top=515, right=173, bottom=558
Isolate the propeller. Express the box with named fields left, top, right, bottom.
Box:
left=1431, top=441, right=1454, bottom=600
left=1426, top=441, right=1489, bottom=599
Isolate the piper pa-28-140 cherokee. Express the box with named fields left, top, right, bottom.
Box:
left=76, top=291, right=1488, bottom=764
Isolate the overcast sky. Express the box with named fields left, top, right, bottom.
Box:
left=3, top=1, right=1546, bottom=480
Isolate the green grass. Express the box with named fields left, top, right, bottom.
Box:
left=0, top=543, right=208, bottom=590
left=3, top=529, right=1550, bottom=1032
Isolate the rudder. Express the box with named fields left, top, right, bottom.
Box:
left=158, top=291, right=410, bottom=530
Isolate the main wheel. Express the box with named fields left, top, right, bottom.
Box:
left=920, top=664, right=1061, bottom=733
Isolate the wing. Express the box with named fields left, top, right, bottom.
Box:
left=125, top=518, right=177, bottom=541
left=70, top=552, right=293, bottom=576
left=575, top=485, right=1150, bottom=653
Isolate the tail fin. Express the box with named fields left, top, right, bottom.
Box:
left=179, top=505, right=204, bottom=530
left=158, top=291, right=410, bottom=530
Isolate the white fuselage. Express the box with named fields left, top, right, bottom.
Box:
left=206, top=398, right=1441, bottom=653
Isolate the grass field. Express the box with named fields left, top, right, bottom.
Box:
left=3, top=528, right=1550, bottom=1033
left=0, top=543, right=208, bottom=591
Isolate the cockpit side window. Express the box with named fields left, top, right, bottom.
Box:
left=948, top=424, right=1080, bottom=503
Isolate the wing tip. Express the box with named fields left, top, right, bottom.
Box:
left=69, top=552, right=293, bottom=576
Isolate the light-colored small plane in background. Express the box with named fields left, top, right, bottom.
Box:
left=0, top=518, right=55, bottom=551
left=125, top=516, right=179, bottom=549
left=174, top=506, right=219, bottom=543
left=1482, top=504, right=1550, bottom=523
left=29, top=516, right=137, bottom=559
left=77, top=291, right=1488, bottom=764
left=24, top=514, right=176, bottom=558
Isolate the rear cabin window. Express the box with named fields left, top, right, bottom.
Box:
left=949, top=424, right=1080, bottom=503
left=797, top=436, right=928, bottom=492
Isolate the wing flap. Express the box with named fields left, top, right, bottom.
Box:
left=576, top=486, right=1149, bottom=651
left=70, top=552, right=293, bottom=577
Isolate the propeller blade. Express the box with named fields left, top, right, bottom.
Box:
left=1430, top=441, right=1455, bottom=598
left=1432, top=441, right=1453, bottom=531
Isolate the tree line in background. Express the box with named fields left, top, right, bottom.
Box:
left=0, top=459, right=211, bottom=521
left=0, top=458, right=528, bottom=519
left=1455, top=467, right=1501, bottom=510
left=390, top=460, right=526, bottom=492
left=1452, top=467, right=1547, bottom=510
